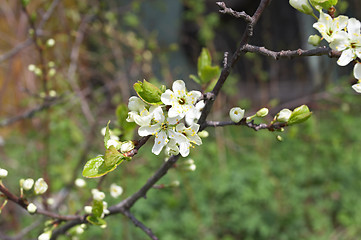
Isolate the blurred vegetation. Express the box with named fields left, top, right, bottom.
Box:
left=1, top=0, right=361, bottom=240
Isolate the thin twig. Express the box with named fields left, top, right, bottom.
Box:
left=205, top=119, right=286, bottom=131
left=123, top=209, right=159, bottom=240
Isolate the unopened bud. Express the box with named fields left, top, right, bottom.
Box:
left=27, top=203, right=37, bottom=214
left=34, top=178, right=48, bottom=195
left=197, top=130, right=209, bottom=138
left=256, top=108, right=269, bottom=117
left=229, top=107, right=245, bottom=123
left=308, top=35, right=321, bottom=46
left=0, top=168, right=8, bottom=179
left=23, top=178, right=34, bottom=190
left=46, top=38, right=55, bottom=47
left=277, top=109, right=292, bottom=122
left=289, top=0, right=314, bottom=15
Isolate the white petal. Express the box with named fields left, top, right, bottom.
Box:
left=172, top=80, right=186, bottom=94
left=352, top=83, right=361, bottom=93
left=152, top=131, right=168, bottom=155
left=138, top=125, right=159, bottom=136
left=128, top=96, right=146, bottom=112
left=179, top=142, right=190, bottom=157
left=337, top=49, right=355, bottom=66
left=347, top=18, right=361, bottom=36
left=161, top=90, right=174, bottom=105
left=187, top=90, right=202, bottom=104
left=354, top=63, right=361, bottom=79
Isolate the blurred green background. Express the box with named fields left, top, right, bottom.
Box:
left=1, top=0, right=361, bottom=239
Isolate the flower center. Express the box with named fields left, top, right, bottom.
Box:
left=161, top=123, right=168, bottom=130
left=178, top=98, right=186, bottom=105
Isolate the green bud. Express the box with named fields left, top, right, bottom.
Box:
left=256, top=108, right=269, bottom=117
left=289, top=0, right=314, bottom=15
left=276, top=109, right=292, bottom=122
left=308, top=35, right=322, bottom=46
left=48, top=68, right=56, bottom=77
left=288, top=105, right=312, bottom=125
left=277, top=135, right=283, bottom=141
left=198, top=130, right=209, bottom=138
left=310, top=0, right=338, bottom=10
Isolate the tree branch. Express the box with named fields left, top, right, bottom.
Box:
left=205, top=119, right=286, bottom=131
left=122, top=209, right=159, bottom=240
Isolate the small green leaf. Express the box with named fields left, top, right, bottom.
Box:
left=104, top=146, right=125, bottom=166
left=133, top=80, right=163, bottom=105
left=189, top=74, right=202, bottom=84
left=92, top=200, right=104, bottom=218
left=82, top=156, right=117, bottom=178
left=197, top=48, right=212, bottom=78
left=86, top=215, right=106, bottom=226
left=199, top=65, right=220, bottom=83
left=104, top=121, right=111, bottom=149
left=288, top=105, right=313, bottom=125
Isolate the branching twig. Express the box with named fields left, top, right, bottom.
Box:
left=242, top=44, right=342, bottom=60
left=205, top=119, right=286, bottom=131
left=122, top=209, right=158, bottom=240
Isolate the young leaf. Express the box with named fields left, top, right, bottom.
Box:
left=197, top=48, right=212, bottom=80
left=104, top=146, right=125, bottom=166
left=104, top=121, right=111, bottom=149
left=199, top=65, right=220, bottom=84
left=86, top=215, right=107, bottom=226
left=82, top=156, right=117, bottom=178
left=133, top=80, right=163, bottom=105
left=91, top=200, right=104, bottom=218
left=288, top=105, right=313, bottom=125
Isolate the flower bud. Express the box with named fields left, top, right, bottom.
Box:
left=308, top=34, right=321, bottom=46
left=289, top=0, right=314, bottom=15
left=277, top=109, right=292, bottom=122
left=92, top=189, right=105, bottom=201
left=120, top=141, right=135, bottom=153
left=277, top=135, right=283, bottom=141
left=28, top=64, right=36, bottom=72
left=0, top=168, right=8, bottom=179
left=84, top=206, right=92, bottom=214
left=110, top=183, right=123, bottom=198
left=353, top=63, right=361, bottom=80
left=75, top=178, right=86, bottom=188
left=197, top=130, right=209, bottom=138
left=34, top=178, right=48, bottom=195
left=256, top=108, right=269, bottom=117
left=38, top=231, right=52, bottom=240
left=46, top=38, right=55, bottom=47
left=106, top=139, right=121, bottom=150
left=169, top=180, right=180, bottom=188
left=229, top=107, right=245, bottom=123
left=27, top=203, right=37, bottom=214
left=23, top=178, right=34, bottom=190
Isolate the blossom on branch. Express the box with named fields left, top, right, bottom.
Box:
left=313, top=11, right=348, bottom=43
left=161, top=80, right=202, bottom=119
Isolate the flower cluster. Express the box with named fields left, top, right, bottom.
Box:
left=127, top=80, right=203, bottom=157
left=312, top=10, right=361, bottom=92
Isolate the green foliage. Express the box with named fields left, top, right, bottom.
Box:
left=190, top=48, right=220, bottom=91
left=133, top=80, right=163, bottom=105
left=310, top=0, right=338, bottom=9
left=288, top=105, right=313, bottom=125
left=86, top=200, right=106, bottom=226
left=116, top=104, right=136, bottom=141
left=82, top=156, right=117, bottom=178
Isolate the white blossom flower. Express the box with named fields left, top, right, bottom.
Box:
left=110, top=183, right=123, bottom=198
left=138, top=107, right=183, bottom=155
left=23, top=178, right=34, bottom=190
left=27, top=203, right=37, bottom=213
left=313, top=11, right=348, bottom=43
left=175, top=123, right=202, bottom=157
left=277, top=109, right=292, bottom=122
left=0, top=168, right=8, bottom=178
left=161, top=80, right=202, bottom=119
left=92, top=189, right=105, bottom=201
left=75, top=226, right=84, bottom=235
left=126, top=96, right=157, bottom=126
left=74, top=178, right=86, bottom=188
left=229, top=107, right=245, bottom=123
left=165, top=139, right=180, bottom=156
left=38, top=231, right=52, bottom=240
left=34, top=178, right=48, bottom=195
left=102, top=201, right=109, bottom=215
left=185, top=100, right=205, bottom=126
left=330, top=18, right=361, bottom=66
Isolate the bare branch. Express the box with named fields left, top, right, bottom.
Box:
left=123, top=209, right=159, bottom=240
left=205, top=119, right=286, bottom=131
left=242, top=44, right=341, bottom=60
left=216, top=2, right=253, bottom=23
